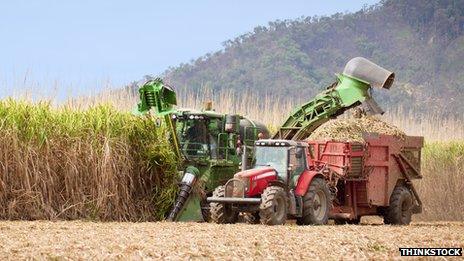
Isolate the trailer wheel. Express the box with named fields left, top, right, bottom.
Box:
left=296, top=177, right=330, bottom=225
left=384, top=185, right=413, bottom=225
left=210, top=186, right=238, bottom=224
left=259, top=186, right=287, bottom=225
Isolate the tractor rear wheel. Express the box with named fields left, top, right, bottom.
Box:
left=259, top=186, right=288, bottom=225
left=384, top=185, right=413, bottom=225
left=210, top=186, right=238, bottom=224
left=296, top=177, right=331, bottom=225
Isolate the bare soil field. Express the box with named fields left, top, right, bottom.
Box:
left=0, top=221, right=462, bottom=260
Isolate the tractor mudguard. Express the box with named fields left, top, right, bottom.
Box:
left=295, top=170, right=321, bottom=196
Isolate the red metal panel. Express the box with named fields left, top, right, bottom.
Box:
left=308, top=140, right=365, bottom=178
left=367, top=166, right=388, bottom=205
left=364, top=134, right=405, bottom=206
left=295, top=170, right=319, bottom=196
left=354, top=181, right=368, bottom=205
left=364, top=136, right=390, bottom=206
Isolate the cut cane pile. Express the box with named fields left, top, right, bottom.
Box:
left=308, top=116, right=406, bottom=142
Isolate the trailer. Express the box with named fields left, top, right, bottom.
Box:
left=308, top=133, right=423, bottom=224
left=207, top=134, right=424, bottom=225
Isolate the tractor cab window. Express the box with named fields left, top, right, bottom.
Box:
left=254, top=146, right=288, bottom=180
left=289, top=147, right=306, bottom=187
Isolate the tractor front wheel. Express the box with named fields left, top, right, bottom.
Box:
left=259, top=186, right=288, bottom=225
left=210, top=186, right=238, bottom=224
left=384, top=185, right=413, bottom=225
left=296, top=177, right=331, bottom=225
left=200, top=198, right=211, bottom=222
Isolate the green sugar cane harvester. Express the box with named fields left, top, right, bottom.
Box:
left=134, top=78, right=270, bottom=222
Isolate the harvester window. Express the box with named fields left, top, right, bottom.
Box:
left=179, top=120, right=209, bottom=157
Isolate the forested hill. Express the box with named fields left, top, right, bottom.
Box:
left=160, top=0, right=464, bottom=115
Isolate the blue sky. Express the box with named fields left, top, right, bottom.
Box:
left=0, top=0, right=380, bottom=98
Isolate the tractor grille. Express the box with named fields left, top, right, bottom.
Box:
left=225, top=179, right=245, bottom=198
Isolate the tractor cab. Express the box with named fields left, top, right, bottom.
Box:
left=252, top=140, right=308, bottom=187
left=207, top=139, right=327, bottom=225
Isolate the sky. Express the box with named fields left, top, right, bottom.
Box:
left=0, top=0, right=380, bottom=98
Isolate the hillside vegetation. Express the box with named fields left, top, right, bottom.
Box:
left=162, top=0, right=464, bottom=115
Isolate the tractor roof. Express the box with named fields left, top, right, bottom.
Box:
left=255, top=139, right=308, bottom=147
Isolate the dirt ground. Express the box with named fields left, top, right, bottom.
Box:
left=0, top=220, right=462, bottom=260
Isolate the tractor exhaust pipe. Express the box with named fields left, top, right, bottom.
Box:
left=343, top=57, right=395, bottom=89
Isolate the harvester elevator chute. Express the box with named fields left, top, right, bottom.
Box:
left=273, top=57, right=394, bottom=140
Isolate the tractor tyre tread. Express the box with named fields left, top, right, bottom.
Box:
left=296, top=177, right=331, bottom=225
left=259, top=186, right=287, bottom=225
left=210, top=186, right=238, bottom=224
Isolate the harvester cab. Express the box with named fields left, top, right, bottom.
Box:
left=133, top=78, right=269, bottom=222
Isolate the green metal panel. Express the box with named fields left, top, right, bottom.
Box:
left=273, top=73, right=373, bottom=140
left=176, top=193, right=203, bottom=222
left=335, top=74, right=370, bottom=107
left=135, top=78, right=177, bottom=116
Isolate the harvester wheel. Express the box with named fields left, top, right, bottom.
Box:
left=296, top=177, right=331, bottom=225
left=259, top=186, right=288, bottom=225
left=384, top=185, right=413, bottom=225
left=210, top=186, right=238, bottom=224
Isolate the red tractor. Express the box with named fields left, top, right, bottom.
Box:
left=207, top=134, right=423, bottom=225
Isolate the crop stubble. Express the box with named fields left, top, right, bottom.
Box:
left=0, top=221, right=462, bottom=260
